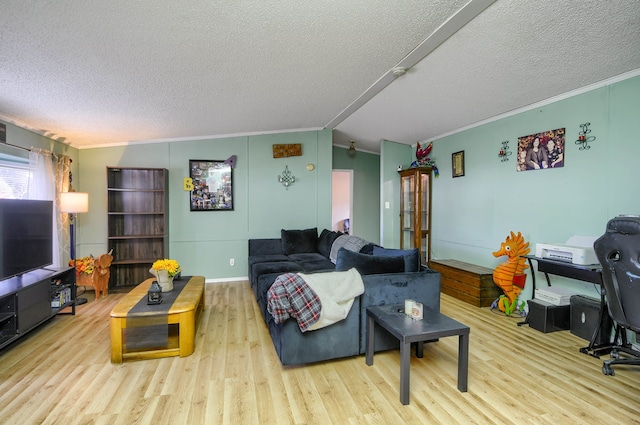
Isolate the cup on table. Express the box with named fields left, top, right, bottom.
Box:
left=404, top=299, right=415, bottom=316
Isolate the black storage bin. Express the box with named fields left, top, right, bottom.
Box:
left=570, top=295, right=612, bottom=345
left=527, top=299, right=570, bottom=333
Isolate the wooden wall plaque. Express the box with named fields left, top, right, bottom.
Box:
left=273, top=144, right=302, bottom=158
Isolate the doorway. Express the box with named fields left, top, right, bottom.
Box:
left=331, top=170, right=353, bottom=234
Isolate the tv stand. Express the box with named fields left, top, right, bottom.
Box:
left=0, top=267, right=76, bottom=350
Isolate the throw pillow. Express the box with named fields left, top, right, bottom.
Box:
left=281, top=228, right=318, bottom=255
left=335, top=248, right=405, bottom=275
left=316, top=229, right=340, bottom=258
left=372, top=246, right=421, bottom=272
left=359, top=243, right=376, bottom=255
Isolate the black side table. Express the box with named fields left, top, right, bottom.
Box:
left=365, top=304, right=470, bottom=405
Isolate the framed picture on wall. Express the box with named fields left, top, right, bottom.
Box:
left=516, top=128, right=565, bottom=172
left=189, top=160, right=234, bottom=211
left=452, top=151, right=465, bottom=178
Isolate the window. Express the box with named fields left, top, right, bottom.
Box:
left=0, top=153, right=30, bottom=199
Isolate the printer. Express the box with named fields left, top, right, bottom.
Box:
left=535, top=235, right=599, bottom=265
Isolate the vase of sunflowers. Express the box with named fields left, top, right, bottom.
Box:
left=150, top=259, right=180, bottom=292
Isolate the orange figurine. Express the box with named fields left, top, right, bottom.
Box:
left=492, top=231, right=530, bottom=315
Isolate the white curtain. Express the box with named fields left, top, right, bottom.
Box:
left=28, top=149, right=63, bottom=268
left=55, top=156, right=72, bottom=265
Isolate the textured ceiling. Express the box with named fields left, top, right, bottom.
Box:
left=1, top=0, right=639, bottom=152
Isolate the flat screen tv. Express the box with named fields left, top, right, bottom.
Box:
left=0, top=199, right=53, bottom=281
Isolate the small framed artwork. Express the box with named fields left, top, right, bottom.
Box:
left=189, top=160, right=233, bottom=211
left=272, top=144, right=302, bottom=158
left=452, top=151, right=465, bottom=178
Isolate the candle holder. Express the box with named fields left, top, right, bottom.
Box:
left=277, top=165, right=296, bottom=189
left=575, top=123, right=595, bottom=150
left=498, top=141, right=512, bottom=162
left=147, top=281, right=163, bottom=305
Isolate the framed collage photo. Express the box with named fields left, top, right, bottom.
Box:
left=189, top=160, right=233, bottom=211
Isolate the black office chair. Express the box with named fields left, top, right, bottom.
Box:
left=593, top=215, right=640, bottom=376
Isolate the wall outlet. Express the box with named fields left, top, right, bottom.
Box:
left=229, top=258, right=235, bottom=266
left=385, top=201, right=390, bottom=209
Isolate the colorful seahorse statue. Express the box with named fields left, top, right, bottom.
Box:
left=492, top=231, right=531, bottom=314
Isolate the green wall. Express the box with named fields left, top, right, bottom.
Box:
left=1, top=124, right=369, bottom=282
left=380, top=140, right=413, bottom=248
left=332, top=146, right=381, bottom=245
left=0, top=123, right=79, bottom=176
left=380, top=74, right=640, bottom=300
left=78, top=129, right=333, bottom=280
left=6, top=73, right=640, bottom=290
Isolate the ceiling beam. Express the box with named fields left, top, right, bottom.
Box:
left=324, top=0, right=496, bottom=130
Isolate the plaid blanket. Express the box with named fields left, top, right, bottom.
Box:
left=267, top=273, right=321, bottom=332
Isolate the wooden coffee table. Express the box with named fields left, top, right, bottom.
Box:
left=366, top=303, right=470, bottom=405
left=110, top=275, right=205, bottom=363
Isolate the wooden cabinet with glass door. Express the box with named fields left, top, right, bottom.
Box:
left=399, top=167, right=432, bottom=264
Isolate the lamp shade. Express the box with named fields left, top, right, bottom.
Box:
left=60, top=192, right=89, bottom=213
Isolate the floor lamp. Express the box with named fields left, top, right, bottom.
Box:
left=60, top=191, right=89, bottom=306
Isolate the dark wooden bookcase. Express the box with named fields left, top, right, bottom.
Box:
left=107, top=167, right=168, bottom=288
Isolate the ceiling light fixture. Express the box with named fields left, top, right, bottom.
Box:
left=348, top=140, right=357, bottom=157
left=392, top=67, right=407, bottom=77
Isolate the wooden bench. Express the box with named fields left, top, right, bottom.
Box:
left=428, top=259, right=502, bottom=307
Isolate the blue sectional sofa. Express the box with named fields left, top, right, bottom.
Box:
left=248, top=228, right=441, bottom=365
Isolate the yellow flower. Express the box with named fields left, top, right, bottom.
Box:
left=151, top=259, right=181, bottom=278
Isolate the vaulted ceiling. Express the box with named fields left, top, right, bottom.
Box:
left=1, top=1, right=639, bottom=152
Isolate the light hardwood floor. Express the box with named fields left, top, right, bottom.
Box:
left=0, top=280, right=638, bottom=424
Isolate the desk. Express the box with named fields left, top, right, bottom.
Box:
left=522, top=256, right=608, bottom=356
left=526, top=255, right=602, bottom=287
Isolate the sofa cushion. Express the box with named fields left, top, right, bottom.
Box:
left=287, top=252, right=325, bottom=262
left=335, top=248, right=405, bottom=275
left=298, top=259, right=336, bottom=273
left=248, top=254, right=290, bottom=267
left=251, top=261, right=304, bottom=294
left=248, top=238, right=283, bottom=256
left=281, top=228, right=318, bottom=255
left=248, top=254, right=291, bottom=289
left=288, top=253, right=335, bottom=272
left=253, top=261, right=304, bottom=277
left=317, top=229, right=341, bottom=258
left=372, top=246, right=421, bottom=272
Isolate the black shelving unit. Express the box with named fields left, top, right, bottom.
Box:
left=0, top=267, right=75, bottom=351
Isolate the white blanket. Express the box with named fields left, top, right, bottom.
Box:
left=299, top=268, right=364, bottom=331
